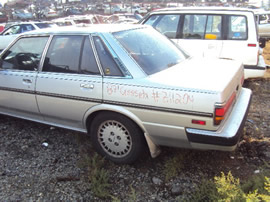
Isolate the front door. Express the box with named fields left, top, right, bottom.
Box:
left=0, top=36, right=49, bottom=120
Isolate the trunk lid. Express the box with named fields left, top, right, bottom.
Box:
left=149, top=57, right=242, bottom=93
left=147, top=57, right=244, bottom=113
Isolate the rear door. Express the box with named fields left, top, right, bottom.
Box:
left=175, top=14, right=223, bottom=57
left=0, top=36, right=49, bottom=120
left=36, top=35, right=103, bottom=130
left=220, top=14, right=258, bottom=66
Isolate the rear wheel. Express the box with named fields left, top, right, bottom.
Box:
left=90, top=112, right=146, bottom=164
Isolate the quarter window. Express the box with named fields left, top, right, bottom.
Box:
left=228, top=16, right=247, bottom=40
left=93, top=36, right=123, bottom=76
left=0, top=37, right=49, bottom=71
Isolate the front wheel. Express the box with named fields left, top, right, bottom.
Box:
left=90, top=112, right=146, bottom=164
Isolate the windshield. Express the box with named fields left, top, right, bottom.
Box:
left=113, top=27, right=188, bottom=75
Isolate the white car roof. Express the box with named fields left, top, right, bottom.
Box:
left=8, top=21, right=50, bottom=26
left=252, top=9, right=270, bottom=15
left=152, top=6, right=256, bottom=13
left=22, top=24, right=148, bottom=35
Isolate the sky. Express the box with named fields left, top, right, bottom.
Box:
left=0, top=0, right=7, bottom=4
left=0, top=0, right=7, bottom=6
left=248, top=0, right=269, bottom=8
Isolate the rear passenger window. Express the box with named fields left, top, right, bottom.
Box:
left=43, top=35, right=100, bottom=75
left=21, top=24, right=35, bottom=33
left=0, top=37, right=49, bottom=71
left=183, top=14, right=222, bottom=40
left=43, top=36, right=82, bottom=73
left=228, top=16, right=247, bottom=40
left=205, top=15, right=222, bottom=39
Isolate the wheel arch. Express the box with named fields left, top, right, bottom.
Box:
left=83, top=104, right=161, bottom=158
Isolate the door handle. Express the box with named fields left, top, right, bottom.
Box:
left=80, top=83, right=94, bottom=89
left=23, top=79, right=32, bottom=84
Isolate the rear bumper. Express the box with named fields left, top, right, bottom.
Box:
left=244, top=55, right=266, bottom=79
left=186, top=88, right=252, bottom=149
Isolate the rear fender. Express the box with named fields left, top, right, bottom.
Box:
left=83, top=104, right=161, bottom=158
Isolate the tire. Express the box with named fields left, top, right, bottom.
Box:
left=90, top=112, right=146, bottom=164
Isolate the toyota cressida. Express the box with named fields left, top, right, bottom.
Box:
left=0, top=25, right=252, bottom=164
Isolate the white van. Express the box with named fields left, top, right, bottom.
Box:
left=140, top=7, right=266, bottom=79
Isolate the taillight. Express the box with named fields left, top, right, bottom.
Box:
left=214, top=92, right=236, bottom=125
left=248, top=44, right=256, bottom=47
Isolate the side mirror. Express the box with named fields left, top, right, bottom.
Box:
left=205, top=34, right=217, bottom=40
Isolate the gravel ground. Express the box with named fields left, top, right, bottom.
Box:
left=0, top=71, right=270, bottom=201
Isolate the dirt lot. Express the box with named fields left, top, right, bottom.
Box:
left=0, top=64, right=270, bottom=200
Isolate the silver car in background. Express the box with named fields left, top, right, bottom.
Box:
left=0, top=21, right=56, bottom=52
left=0, top=25, right=251, bottom=164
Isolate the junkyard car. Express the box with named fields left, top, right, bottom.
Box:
left=0, top=25, right=252, bottom=164
left=0, top=22, right=56, bottom=52
left=253, top=9, right=270, bottom=47
left=140, top=7, right=266, bottom=79
left=12, top=9, right=33, bottom=20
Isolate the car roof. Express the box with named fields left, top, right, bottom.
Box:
left=9, top=21, right=50, bottom=26
left=151, top=6, right=255, bottom=13
left=252, top=9, right=270, bottom=15
left=22, top=24, right=147, bottom=35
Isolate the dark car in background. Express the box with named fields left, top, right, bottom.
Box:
left=65, top=7, right=83, bottom=16
left=0, top=11, right=8, bottom=23
left=12, top=9, right=33, bottom=20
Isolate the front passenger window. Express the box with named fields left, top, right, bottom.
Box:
left=3, top=25, right=20, bottom=35
left=0, top=37, right=49, bottom=71
left=145, top=15, right=180, bottom=39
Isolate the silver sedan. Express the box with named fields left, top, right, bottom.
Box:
left=0, top=24, right=252, bottom=164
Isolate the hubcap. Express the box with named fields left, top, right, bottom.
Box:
left=97, top=120, right=132, bottom=158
